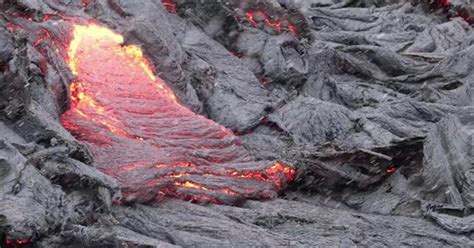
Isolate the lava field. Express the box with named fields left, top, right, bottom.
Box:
left=0, top=0, right=473, bottom=247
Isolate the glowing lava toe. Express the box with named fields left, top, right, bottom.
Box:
left=60, top=23, right=296, bottom=205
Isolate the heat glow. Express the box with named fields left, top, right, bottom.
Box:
left=5, top=239, right=30, bottom=248
left=162, top=0, right=176, bottom=14
left=60, top=23, right=296, bottom=204
left=245, top=10, right=297, bottom=34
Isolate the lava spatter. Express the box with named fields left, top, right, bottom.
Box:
left=60, top=23, right=296, bottom=204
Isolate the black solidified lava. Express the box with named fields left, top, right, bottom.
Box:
left=0, top=0, right=473, bottom=247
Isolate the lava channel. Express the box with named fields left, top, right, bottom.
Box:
left=60, top=23, right=296, bottom=205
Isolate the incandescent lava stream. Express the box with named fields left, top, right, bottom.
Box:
left=60, top=23, right=296, bottom=205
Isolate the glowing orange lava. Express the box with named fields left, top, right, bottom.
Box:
left=245, top=10, right=297, bottom=34
left=60, top=23, right=296, bottom=204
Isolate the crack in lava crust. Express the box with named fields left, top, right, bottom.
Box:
left=60, top=23, right=296, bottom=205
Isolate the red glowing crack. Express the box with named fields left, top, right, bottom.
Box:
left=5, top=239, right=30, bottom=248
left=162, top=0, right=176, bottom=14
left=245, top=9, right=297, bottom=34
left=60, top=23, right=296, bottom=204
left=435, top=0, right=473, bottom=24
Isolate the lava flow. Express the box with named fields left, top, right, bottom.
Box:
left=60, top=23, right=296, bottom=204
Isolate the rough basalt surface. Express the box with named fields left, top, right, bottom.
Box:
left=0, top=0, right=473, bottom=247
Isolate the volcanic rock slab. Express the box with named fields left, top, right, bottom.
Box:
left=0, top=0, right=473, bottom=247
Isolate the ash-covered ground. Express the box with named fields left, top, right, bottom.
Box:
left=0, top=0, right=473, bottom=247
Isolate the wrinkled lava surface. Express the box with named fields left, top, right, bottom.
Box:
left=60, top=23, right=296, bottom=205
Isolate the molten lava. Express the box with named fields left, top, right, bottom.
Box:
left=162, top=0, right=176, bottom=14
left=245, top=9, right=297, bottom=34
left=5, top=239, right=30, bottom=248
left=60, top=23, right=296, bottom=204
left=434, top=0, right=474, bottom=24
left=437, top=0, right=449, bottom=8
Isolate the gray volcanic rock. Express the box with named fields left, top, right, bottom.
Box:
left=420, top=115, right=473, bottom=209
left=112, top=199, right=473, bottom=247
left=181, top=23, right=271, bottom=132
left=0, top=0, right=473, bottom=247
left=0, top=28, right=13, bottom=64
left=269, top=96, right=355, bottom=146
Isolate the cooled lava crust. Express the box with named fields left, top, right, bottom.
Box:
left=60, top=23, right=296, bottom=205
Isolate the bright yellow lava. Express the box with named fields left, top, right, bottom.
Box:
left=68, top=24, right=124, bottom=76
